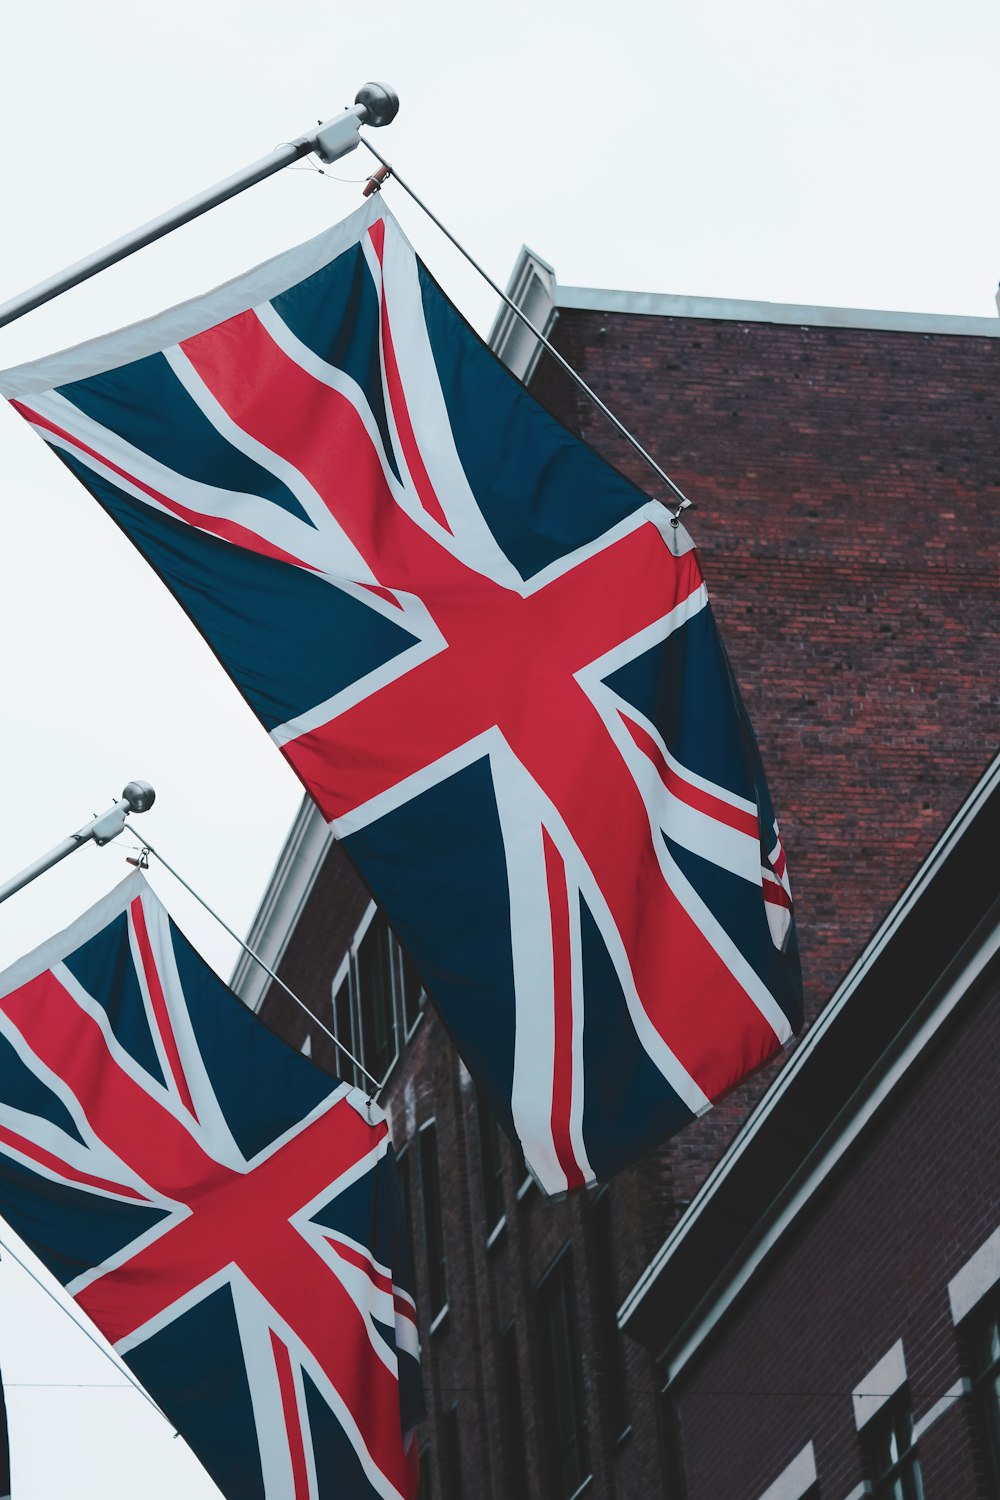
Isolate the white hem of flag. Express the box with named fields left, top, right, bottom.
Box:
left=0, top=871, right=147, bottom=998
left=0, top=198, right=389, bottom=398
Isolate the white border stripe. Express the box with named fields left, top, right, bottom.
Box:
left=0, top=199, right=388, bottom=397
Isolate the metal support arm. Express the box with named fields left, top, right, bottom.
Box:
left=0, top=83, right=399, bottom=330
left=0, top=780, right=156, bottom=905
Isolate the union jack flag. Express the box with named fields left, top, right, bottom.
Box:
left=1, top=199, right=801, bottom=1194
left=0, top=874, right=422, bottom=1498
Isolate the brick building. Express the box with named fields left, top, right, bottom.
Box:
left=622, top=751, right=1000, bottom=1500
left=233, top=257, right=1000, bottom=1497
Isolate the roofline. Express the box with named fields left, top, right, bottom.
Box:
left=554, top=285, right=1000, bottom=338
left=618, top=749, right=1000, bottom=1369
left=230, top=796, right=332, bottom=1009
left=489, top=247, right=1000, bottom=375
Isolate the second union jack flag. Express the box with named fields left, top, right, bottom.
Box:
left=1, top=199, right=801, bottom=1194
left=0, top=874, right=422, bottom=1498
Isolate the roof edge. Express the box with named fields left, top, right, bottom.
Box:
left=555, top=284, right=1000, bottom=338
left=230, top=796, right=333, bottom=1010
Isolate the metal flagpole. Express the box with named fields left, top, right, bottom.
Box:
left=0, top=83, right=400, bottom=331
left=0, top=789, right=379, bottom=1091
left=0, top=780, right=156, bottom=906
left=357, top=135, right=695, bottom=519
left=129, top=835, right=383, bottom=1098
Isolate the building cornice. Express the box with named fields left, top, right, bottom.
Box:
left=555, top=285, right=1000, bottom=338
left=230, top=796, right=333, bottom=1011
left=487, top=245, right=559, bottom=376
left=490, top=245, right=1000, bottom=343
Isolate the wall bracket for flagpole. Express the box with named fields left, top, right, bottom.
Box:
left=0, top=83, right=399, bottom=330
left=0, top=780, right=156, bottom=905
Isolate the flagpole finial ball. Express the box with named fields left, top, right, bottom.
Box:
left=355, top=83, right=399, bottom=128
left=122, top=780, right=156, bottom=814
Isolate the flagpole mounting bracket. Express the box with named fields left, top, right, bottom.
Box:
left=0, top=780, right=156, bottom=905
left=0, top=84, right=400, bottom=329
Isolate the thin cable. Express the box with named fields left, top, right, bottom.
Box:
left=6, top=1382, right=155, bottom=1392
left=129, top=835, right=382, bottom=1096
left=0, top=1233, right=168, bottom=1423
left=357, top=135, right=693, bottom=517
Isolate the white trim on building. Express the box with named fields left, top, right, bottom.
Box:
left=756, top=1441, right=817, bottom=1500
left=948, top=1224, right=1000, bottom=1326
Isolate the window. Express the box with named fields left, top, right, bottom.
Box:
left=862, top=1393, right=924, bottom=1500
left=537, top=1249, right=591, bottom=1499
left=417, top=1445, right=433, bottom=1500
left=968, top=1288, right=1000, bottom=1491
left=396, top=1143, right=417, bottom=1278
left=418, top=1121, right=448, bottom=1324
left=476, top=1092, right=506, bottom=1239
left=588, top=1189, right=629, bottom=1441
left=331, top=962, right=358, bottom=1085
left=329, top=905, right=426, bottom=1087
left=510, top=1137, right=535, bottom=1199
left=400, top=943, right=426, bottom=1036
left=498, top=1323, right=529, bottom=1498
left=440, top=1406, right=462, bottom=1500
left=355, top=911, right=399, bottom=1084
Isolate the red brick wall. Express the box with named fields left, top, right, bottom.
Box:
left=256, top=305, right=1000, bottom=1498
left=674, top=964, right=1000, bottom=1500
left=530, top=309, right=1000, bottom=1202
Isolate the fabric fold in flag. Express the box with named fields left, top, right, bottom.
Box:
left=0, top=874, right=422, bottom=1500
left=1, top=199, right=802, bottom=1194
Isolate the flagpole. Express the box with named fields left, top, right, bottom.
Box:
left=357, top=136, right=695, bottom=518
left=0, top=83, right=399, bottom=331
left=0, top=781, right=156, bottom=906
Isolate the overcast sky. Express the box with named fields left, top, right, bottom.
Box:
left=1, top=0, right=998, bottom=1492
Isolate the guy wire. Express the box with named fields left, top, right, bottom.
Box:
left=357, top=133, right=693, bottom=519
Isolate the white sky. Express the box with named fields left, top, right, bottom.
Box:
left=0, top=0, right=998, bottom=1492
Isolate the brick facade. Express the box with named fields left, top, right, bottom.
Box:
left=528, top=307, right=1000, bottom=1206
left=255, top=293, right=1000, bottom=1498
left=673, top=964, right=1000, bottom=1500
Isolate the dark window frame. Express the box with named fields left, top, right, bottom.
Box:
left=476, top=1091, right=506, bottom=1242
left=861, top=1389, right=925, bottom=1500
left=510, top=1137, right=536, bottom=1200
left=352, top=907, right=400, bottom=1086
left=587, top=1187, right=630, bottom=1444
left=418, top=1118, right=449, bottom=1329
left=963, top=1286, right=1000, bottom=1492
left=417, top=1443, right=434, bottom=1500
left=440, top=1404, right=462, bottom=1500
left=498, top=1321, right=529, bottom=1499
left=399, top=941, right=427, bottom=1039
left=331, top=955, right=359, bottom=1087
left=536, top=1246, right=592, bottom=1500
left=330, top=902, right=429, bottom=1089
left=395, top=1140, right=417, bottom=1287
